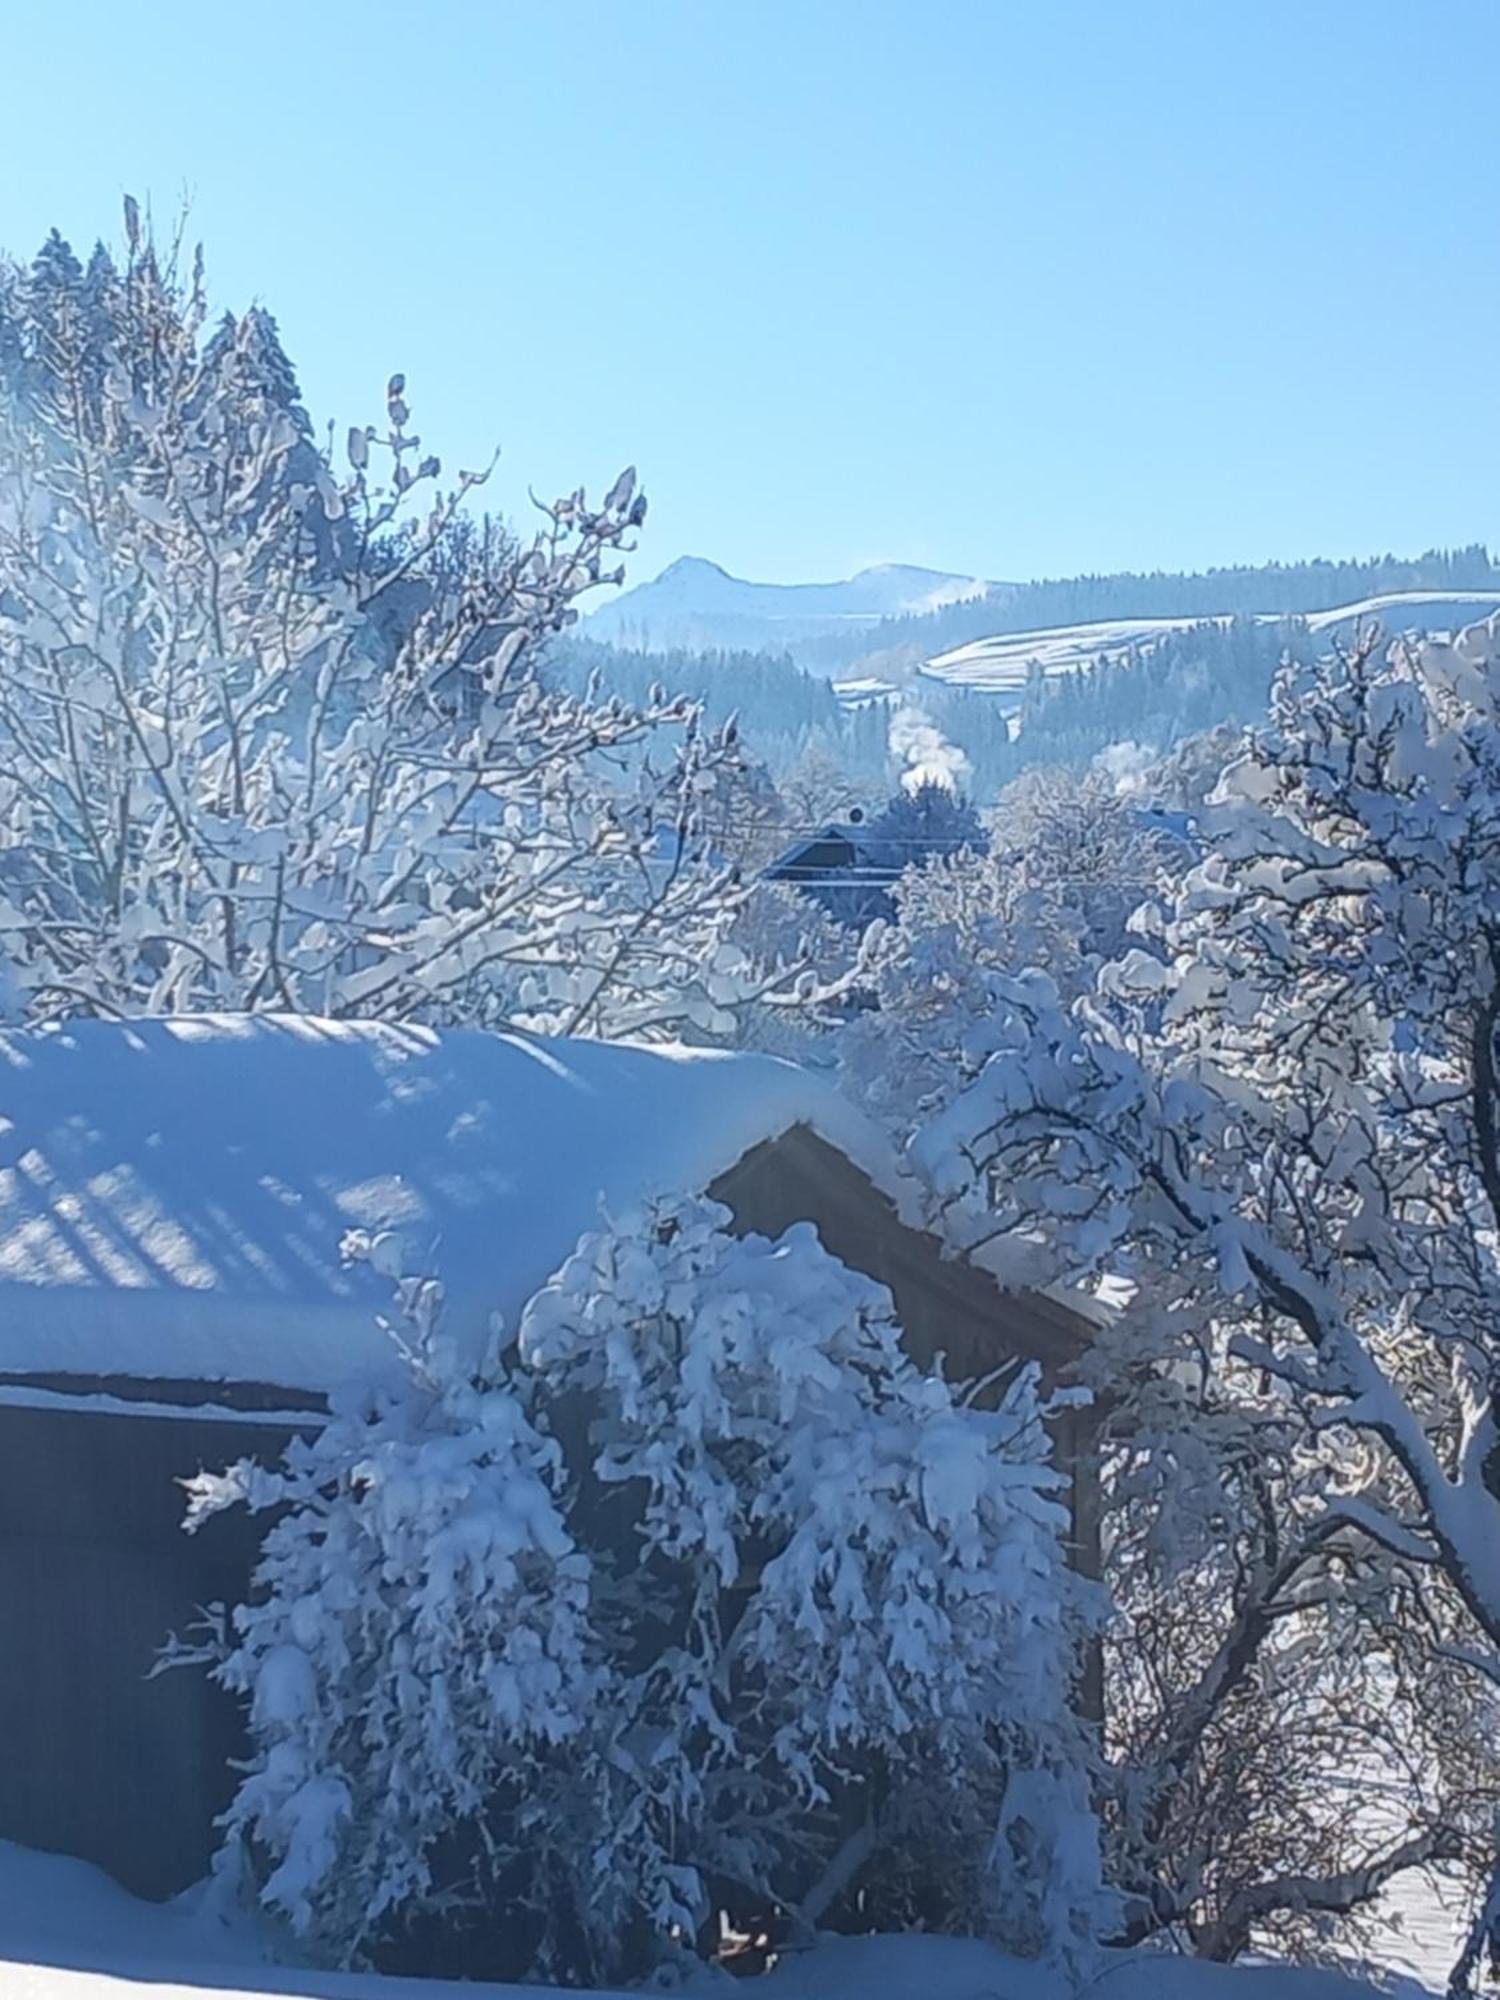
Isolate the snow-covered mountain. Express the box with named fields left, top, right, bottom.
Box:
left=586, top=555, right=1011, bottom=654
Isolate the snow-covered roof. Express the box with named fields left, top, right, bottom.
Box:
left=0, top=1015, right=912, bottom=1396
left=764, top=823, right=896, bottom=879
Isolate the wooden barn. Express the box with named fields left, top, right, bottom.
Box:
left=0, top=1014, right=1096, bottom=1901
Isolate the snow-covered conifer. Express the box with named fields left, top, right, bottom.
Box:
left=193, top=1199, right=1107, bottom=1983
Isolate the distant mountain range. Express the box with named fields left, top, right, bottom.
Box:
left=585, top=555, right=1011, bottom=654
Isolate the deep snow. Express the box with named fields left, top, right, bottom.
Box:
left=0, top=1840, right=1448, bottom=2000
left=0, top=1014, right=912, bottom=1393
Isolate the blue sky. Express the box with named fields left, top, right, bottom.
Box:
left=2, top=0, right=1496, bottom=587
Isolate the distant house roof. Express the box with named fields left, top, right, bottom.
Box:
left=765, top=821, right=869, bottom=879
left=764, top=822, right=901, bottom=927
left=0, top=1016, right=913, bottom=1398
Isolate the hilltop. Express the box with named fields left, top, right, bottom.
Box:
left=583, top=554, right=1009, bottom=653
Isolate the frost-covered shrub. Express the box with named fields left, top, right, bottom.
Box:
left=519, top=1200, right=1105, bottom=1958
left=191, top=1201, right=1106, bottom=1983
left=183, top=1272, right=596, bottom=1962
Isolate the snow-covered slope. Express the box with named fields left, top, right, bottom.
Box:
left=0, top=1015, right=909, bottom=1395
left=1301, top=588, right=1500, bottom=633
left=585, top=554, right=1010, bottom=652
left=924, top=614, right=1219, bottom=696
left=920, top=590, right=1500, bottom=699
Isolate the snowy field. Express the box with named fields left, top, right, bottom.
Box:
left=1369, top=1868, right=1468, bottom=1995
left=918, top=589, right=1500, bottom=697
left=0, top=1840, right=1460, bottom=2000
left=832, top=673, right=903, bottom=707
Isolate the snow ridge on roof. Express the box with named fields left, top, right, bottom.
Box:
left=0, top=1015, right=913, bottom=1394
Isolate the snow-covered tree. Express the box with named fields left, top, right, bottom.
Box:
left=912, top=616, right=1500, bottom=1979
left=0, top=210, right=764, bottom=1038
left=987, top=765, right=1186, bottom=963
left=1082, top=1263, right=1494, bottom=1964
left=866, top=777, right=987, bottom=867
left=23, top=228, right=85, bottom=410
left=189, top=1200, right=1108, bottom=1985
left=519, top=1197, right=1109, bottom=1968
left=726, top=877, right=861, bottom=1061
left=838, top=767, right=1179, bottom=1143
left=838, top=728, right=1496, bottom=1967
left=773, top=742, right=885, bottom=832
left=182, top=1271, right=595, bottom=1961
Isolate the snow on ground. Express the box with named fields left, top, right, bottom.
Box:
left=923, top=615, right=1223, bottom=696
left=0, top=1840, right=636, bottom=2000
left=761, top=1936, right=1429, bottom=2000
left=0, top=1840, right=1444, bottom=2000
left=919, top=590, right=1500, bottom=699
left=1371, top=1866, right=1469, bottom=1995
left=1301, top=589, right=1500, bottom=634
left=832, top=674, right=903, bottom=707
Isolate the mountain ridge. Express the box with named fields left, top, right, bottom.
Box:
left=585, top=554, right=1013, bottom=653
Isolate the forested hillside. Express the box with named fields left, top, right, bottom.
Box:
left=561, top=614, right=1339, bottom=804
left=791, top=544, right=1500, bottom=672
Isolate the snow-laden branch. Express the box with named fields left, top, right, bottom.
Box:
left=901, top=616, right=1500, bottom=1972
left=1196, top=1829, right=1462, bottom=1961
left=0, top=250, right=794, bottom=1041
left=186, top=1196, right=1109, bottom=1981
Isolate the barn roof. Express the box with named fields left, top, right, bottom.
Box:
left=0, top=1015, right=915, bottom=1397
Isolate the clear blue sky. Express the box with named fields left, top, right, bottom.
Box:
left=2, top=0, right=1496, bottom=587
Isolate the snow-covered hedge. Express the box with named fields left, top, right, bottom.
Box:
left=187, top=1200, right=1106, bottom=1984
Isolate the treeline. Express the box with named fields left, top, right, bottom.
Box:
left=550, top=635, right=1027, bottom=800
left=555, top=620, right=1310, bottom=804
left=567, top=609, right=1489, bottom=809
left=547, top=635, right=895, bottom=786
left=795, top=544, right=1499, bottom=671
left=547, top=637, right=842, bottom=737
left=0, top=226, right=311, bottom=436
left=1010, top=617, right=1303, bottom=770
left=555, top=601, right=1483, bottom=810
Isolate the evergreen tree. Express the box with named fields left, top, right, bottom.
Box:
left=236, top=305, right=311, bottom=433
left=199, top=309, right=237, bottom=378
left=76, top=242, right=122, bottom=428
left=198, top=307, right=311, bottom=438
left=27, top=228, right=84, bottom=308
left=23, top=228, right=85, bottom=409
left=0, top=269, right=24, bottom=399
left=869, top=778, right=988, bottom=863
